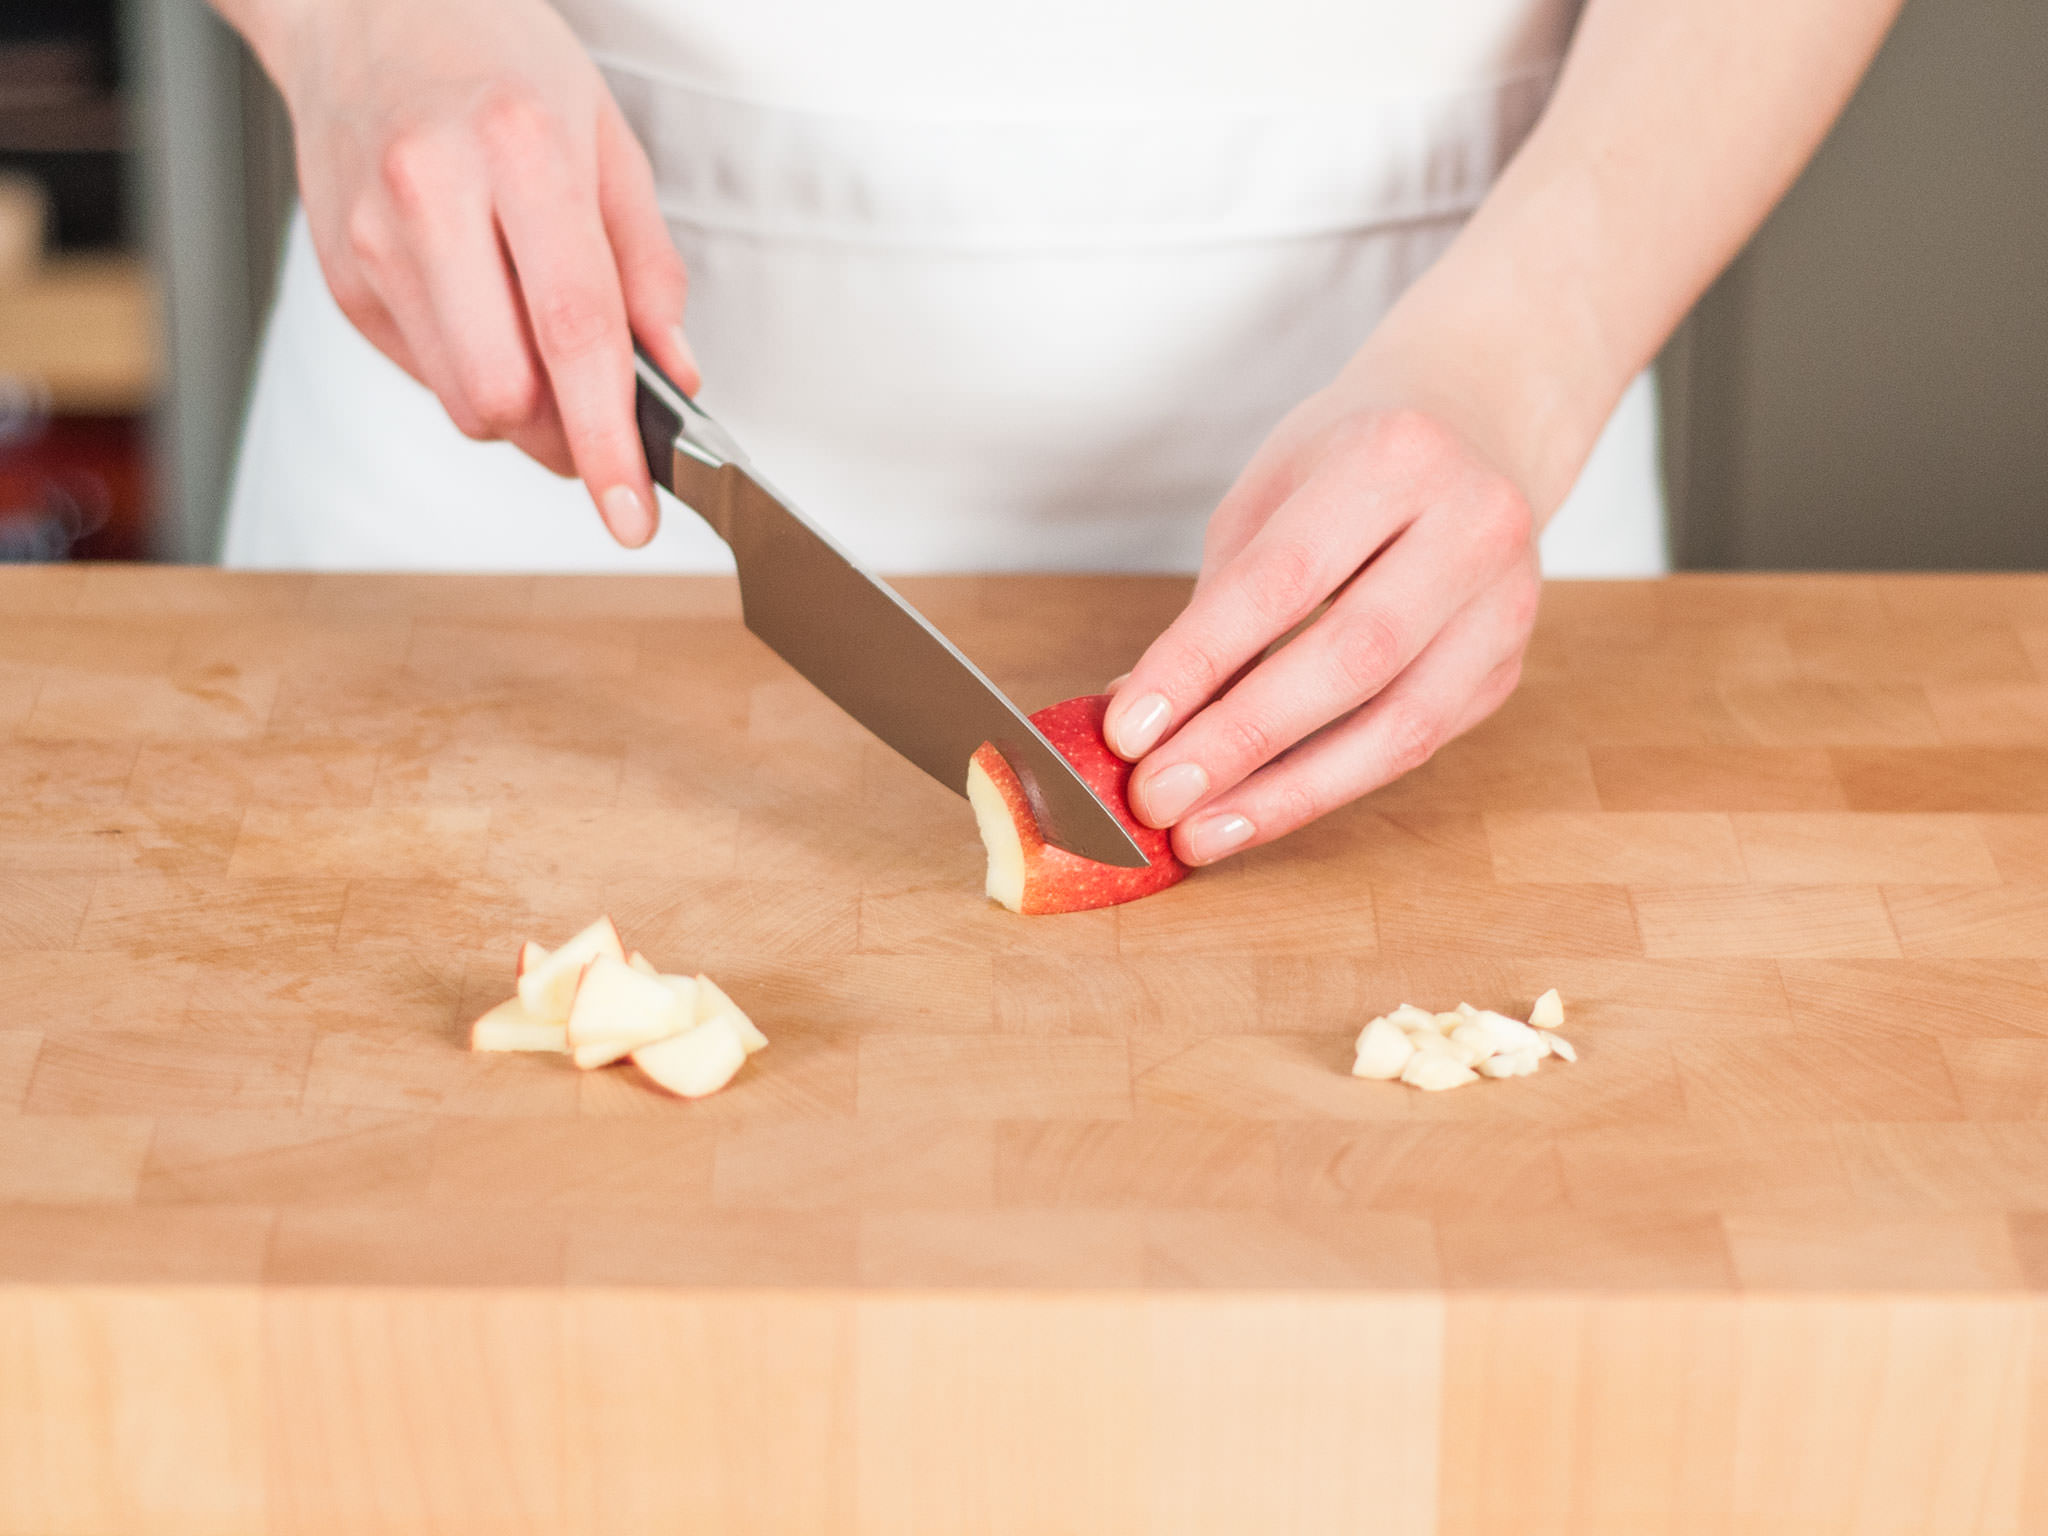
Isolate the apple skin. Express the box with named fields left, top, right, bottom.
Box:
left=969, top=694, right=1187, bottom=915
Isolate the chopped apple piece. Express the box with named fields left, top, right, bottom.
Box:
left=1387, top=1004, right=1440, bottom=1034
left=653, top=970, right=701, bottom=1016
left=632, top=1014, right=749, bottom=1098
left=566, top=953, right=686, bottom=1068
left=690, top=973, right=767, bottom=1054
left=1352, top=1016, right=1416, bottom=1080
left=517, top=916, right=625, bottom=1024
left=1350, top=989, right=1575, bottom=1092
left=1467, top=1010, right=1544, bottom=1056
left=516, top=940, right=547, bottom=980
left=1448, top=1021, right=1502, bottom=1064
left=1401, top=1053, right=1478, bottom=1091
left=469, top=996, right=568, bottom=1053
left=627, top=950, right=660, bottom=978
left=1479, top=1048, right=1542, bottom=1079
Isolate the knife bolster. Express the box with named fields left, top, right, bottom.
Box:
left=669, top=452, right=740, bottom=545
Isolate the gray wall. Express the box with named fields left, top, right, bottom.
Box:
left=124, top=0, right=290, bottom=562
left=1662, top=0, right=2048, bottom=570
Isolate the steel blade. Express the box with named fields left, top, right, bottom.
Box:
left=635, top=353, right=1149, bottom=868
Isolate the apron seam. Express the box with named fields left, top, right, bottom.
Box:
left=586, top=46, right=1566, bottom=127
left=651, top=200, right=1480, bottom=251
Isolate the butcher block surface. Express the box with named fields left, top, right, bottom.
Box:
left=5, top=565, right=2048, bottom=1533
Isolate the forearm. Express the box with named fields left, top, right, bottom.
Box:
left=1347, top=0, right=1904, bottom=517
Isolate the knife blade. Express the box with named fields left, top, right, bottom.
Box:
left=632, top=348, right=1151, bottom=869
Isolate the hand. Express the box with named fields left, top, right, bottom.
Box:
left=252, top=0, right=698, bottom=546
left=1102, top=389, right=1542, bottom=866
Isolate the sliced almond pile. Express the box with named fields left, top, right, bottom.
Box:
left=468, top=916, right=767, bottom=1098
left=1352, top=988, right=1576, bottom=1092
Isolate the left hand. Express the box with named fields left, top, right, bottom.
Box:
left=1103, top=387, right=1543, bottom=866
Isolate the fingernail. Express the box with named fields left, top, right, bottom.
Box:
left=671, top=326, right=700, bottom=386
left=1182, top=812, right=1255, bottom=865
left=1137, top=761, right=1207, bottom=826
left=1105, top=672, right=1131, bottom=695
left=1109, top=692, right=1170, bottom=759
left=604, top=485, right=655, bottom=548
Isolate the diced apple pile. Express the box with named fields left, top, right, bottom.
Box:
left=468, top=916, right=766, bottom=1098
left=1352, top=988, right=1576, bottom=1092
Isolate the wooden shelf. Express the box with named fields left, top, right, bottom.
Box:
left=0, top=253, right=159, bottom=413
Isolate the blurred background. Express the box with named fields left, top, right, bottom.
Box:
left=0, top=0, right=2042, bottom=568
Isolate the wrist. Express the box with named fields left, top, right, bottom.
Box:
left=1337, top=164, right=1631, bottom=520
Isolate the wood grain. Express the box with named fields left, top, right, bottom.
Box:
left=4, top=569, right=2047, bottom=1533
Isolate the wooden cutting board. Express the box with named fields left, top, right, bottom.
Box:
left=2, top=565, right=2046, bottom=1534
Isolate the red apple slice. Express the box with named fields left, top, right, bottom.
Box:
left=632, top=1015, right=749, bottom=1098
left=517, top=915, right=625, bottom=1025
left=469, top=996, right=568, bottom=1054
left=968, top=694, right=1187, bottom=914
left=566, top=953, right=686, bottom=1068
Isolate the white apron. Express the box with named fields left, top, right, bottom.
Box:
left=223, top=0, right=1666, bottom=577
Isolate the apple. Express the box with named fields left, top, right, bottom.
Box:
left=469, top=996, right=568, bottom=1054
left=516, top=940, right=547, bottom=980
left=517, top=916, right=625, bottom=1024
left=627, top=950, right=660, bottom=978
left=967, top=694, right=1187, bottom=914
left=632, top=1014, right=750, bottom=1099
left=566, top=953, right=686, bottom=1068
left=688, top=973, right=768, bottom=1054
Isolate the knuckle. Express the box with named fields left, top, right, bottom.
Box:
left=1247, top=537, right=1324, bottom=627
left=1264, top=772, right=1327, bottom=834
left=377, top=130, right=450, bottom=209
left=464, top=368, right=540, bottom=436
left=1483, top=656, right=1526, bottom=711
left=1161, top=631, right=1232, bottom=702
left=532, top=288, right=613, bottom=359
left=1220, top=708, right=1280, bottom=768
left=1326, top=606, right=1404, bottom=696
left=1476, top=479, right=1536, bottom=553
left=327, top=271, right=376, bottom=325
left=1379, top=706, right=1443, bottom=778
left=1499, top=574, right=1542, bottom=637
left=442, top=397, right=489, bottom=441
left=1373, top=407, right=1456, bottom=469
left=636, top=244, right=688, bottom=303
left=343, top=203, right=390, bottom=268
left=475, top=88, right=555, bottom=154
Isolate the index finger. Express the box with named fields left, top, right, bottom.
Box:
left=1102, top=422, right=1432, bottom=761
left=486, top=103, right=655, bottom=547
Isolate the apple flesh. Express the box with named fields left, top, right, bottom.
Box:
left=567, top=954, right=688, bottom=1068
left=470, top=996, right=568, bottom=1054
left=468, top=917, right=767, bottom=1099
left=968, top=694, right=1187, bottom=915
left=689, top=973, right=768, bottom=1054
left=632, top=1014, right=750, bottom=1099
left=517, top=916, right=625, bottom=1024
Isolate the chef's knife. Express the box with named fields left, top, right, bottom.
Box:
left=632, top=348, right=1150, bottom=869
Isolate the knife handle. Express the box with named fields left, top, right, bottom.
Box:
left=633, top=345, right=748, bottom=545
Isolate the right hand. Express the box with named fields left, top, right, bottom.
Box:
left=256, top=0, right=698, bottom=546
